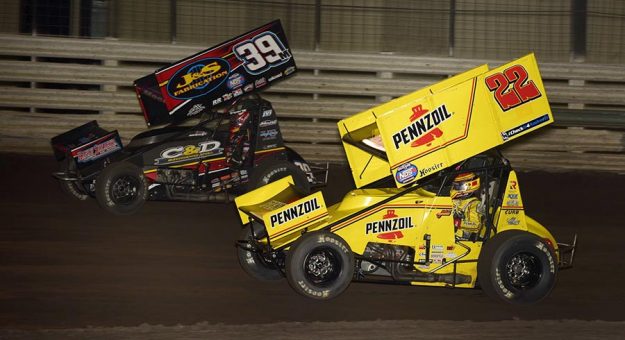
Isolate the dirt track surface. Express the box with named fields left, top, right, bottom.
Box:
left=1, top=153, right=625, bottom=337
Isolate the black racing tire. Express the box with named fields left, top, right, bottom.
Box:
left=249, top=160, right=311, bottom=194
left=477, top=230, right=557, bottom=304
left=95, top=162, right=147, bottom=215
left=237, top=222, right=284, bottom=281
left=59, top=160, right=89, bottom=201
left=286, top=231, right=354, bottom=300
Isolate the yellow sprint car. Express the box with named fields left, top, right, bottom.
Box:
left=234, top=54, right=576, bottom=304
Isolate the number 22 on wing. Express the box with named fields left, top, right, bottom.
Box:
left=485, top=65, right=542, bottom=111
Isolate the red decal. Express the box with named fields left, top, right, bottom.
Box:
left=383, top=209, right=398, bottom=219
left=436, top=209, right=452, bottom=218
left=377, top=231, right=404, bottom=240
left=411, top=128, right=443, bottom=148
left=410, top=104, right=428, bottom=121
left=485, top=64, right=541, bottom=111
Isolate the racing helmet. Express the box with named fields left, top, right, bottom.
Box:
left=450, top=172, right=480, bottom=199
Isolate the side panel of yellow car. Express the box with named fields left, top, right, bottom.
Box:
left=328, top=193, right=478, bottom=288
left=330, top=197, right=437, bottom=254
left=495, top=170, right=528, bottom=232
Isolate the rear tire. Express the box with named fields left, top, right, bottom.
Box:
left=478, top=230, right=557, bottom=304
left=237, top=222, right=284, bottom=281
left=286, top=232, right=354, bottom=300
left=95, top=162, right=147, bottom=215
left=249, top=161, right=310, bottom=194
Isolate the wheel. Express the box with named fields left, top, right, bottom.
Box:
left=248, top=161, right=311, bottom=194
left=59, top=160, right=90, bottom=201
left=95, top=162, right=147, bottom=215
left=238, top=222, right=284, bottom=281
left=286, top=231, right=354, bottom=300
left=477, top=230, right=557, bottom=304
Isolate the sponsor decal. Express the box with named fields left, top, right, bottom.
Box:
left=262, top=109, right=273, bottom=118
left=509, top=180, right=517, bottom=190
left=392, top=104, right=452, bottom=150
left=168, top=58, right=230, bottom=100
left=284, top=66, right=296, bottom=75
left=365, top=209, right=414, bottom=236
left=187, top=103, right=206, bottom=117
left=506, top=199, right=519, bottom=206
left=504, top=210, right=519, bottom=215
left=233, top=88, right=243, bottom=97
left=226, top=73, right=245, bottom=90
left=263, top=143, right=278, bottom=149
left=436, top=209, right=451, bottom=218
left=269, top=197, right=322, bottom=228
left=75, top=139, right=121, bottom=163
left=155, top=141, right=221, bottom=165
left=233, top=110, right=250, bottom=125
left=419, top=162, right=444, bottom=178
left=255, top=77, right=267, bottom=88
left=501, top=114, right=550, bottom=141
left=508, top=193, right=519, bottom=199
left=259, top=119, right=277, bottom=128
left=187, top=131, right=208, bottom=137
left=212, top=97, right=223, bottom=106
left=395, top=163, right=418, bottom=184
left=268, top=72, right=283, bottom=82
left=222, top=93, right=233, bottom=101
left=259, top=199, right=287, bottom=211
left=432, top=245, right=444, bottom=251
left=243, top=83, right=254, bottom=92
left=507, top=217, right=521, bottom=225
left=260, top=129, right=279, bottom=139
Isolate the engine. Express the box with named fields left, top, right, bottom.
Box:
left=359, top=242, right=415, bottom=278
left=157, top=168, right=197, bottom=193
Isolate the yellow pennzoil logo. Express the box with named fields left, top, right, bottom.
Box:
left=168, top=58, right=230, bottom=100
left=263, top=192, right=328, bottom=239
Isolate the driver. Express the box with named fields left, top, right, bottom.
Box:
left=450, top=172, right=484, bottom=240
left=225, top=99, right=254, bottom=167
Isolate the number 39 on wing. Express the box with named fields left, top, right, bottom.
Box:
left=233, top=32, right=292, bottom=75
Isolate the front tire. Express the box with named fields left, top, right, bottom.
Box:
left=95, top=162, right=147, bottom=215
left=249, top=161, right=310, bottom=194
left=237, top=222, right=284, bottom=281
left=286, top=232, right=354, bottom=300
left=478, top=230, right=557, bottom=304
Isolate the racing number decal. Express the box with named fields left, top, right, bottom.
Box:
left=233, top=32, right=292, bottom=74
left=485, top=65, right=541, bottom=111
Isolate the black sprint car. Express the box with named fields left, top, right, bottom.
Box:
left=51, top=94, right=325, bottom=215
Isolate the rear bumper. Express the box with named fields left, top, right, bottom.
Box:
left=558, top=233, right=577, bottom=270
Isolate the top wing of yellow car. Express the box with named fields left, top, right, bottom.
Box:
left=339, top=53, right=553, bottom=188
